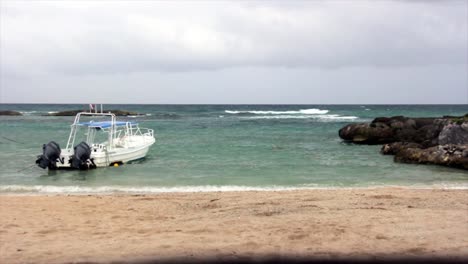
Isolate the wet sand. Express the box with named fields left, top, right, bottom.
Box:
left=1, top=188, right=467, bottom=263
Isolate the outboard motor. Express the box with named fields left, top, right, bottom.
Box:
left=70, top=141, right=96, bottom=170
left=36, top=141, right=62, bottom=169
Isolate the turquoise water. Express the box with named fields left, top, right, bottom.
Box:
left=0, top=104, right=467, bottom=193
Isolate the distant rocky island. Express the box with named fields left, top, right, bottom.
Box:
left=339, top=114, right=468, bottom=170
left=0, top=110, right=144, bottom=116
left=0, top=110, right=22, bottom=116
left=46, top=110, right=142, bottom=116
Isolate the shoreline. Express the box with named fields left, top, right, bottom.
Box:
left=2, top=183, right=468, bottom=196
left=1, top=188, right=467, bottom=263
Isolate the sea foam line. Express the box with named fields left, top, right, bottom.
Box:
left=18, top=110, right=60, bottom=115
left=242, top=114, right=358, bottom=120
left=225, top=109, right=329, bottom=115
left=0, top=185, right=317, bottom=194
left=18, top=111, right=37, bottom=115
left=1, top=183, right=467, bottom=195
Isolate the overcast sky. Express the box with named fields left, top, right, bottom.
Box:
left=0, top=0, right=467, bottom=104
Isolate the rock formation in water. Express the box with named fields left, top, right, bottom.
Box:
left=47, top=110, right=141, bottom=116
left=339, top=114, right=468, bottom=170
left=0, top=110, right=22, bottom=116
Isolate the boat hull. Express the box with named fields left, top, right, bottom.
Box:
left=55, top=137, right=155, bottom=169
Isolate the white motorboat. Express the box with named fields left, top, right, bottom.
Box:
left=36, top=111, right=155, bottom=170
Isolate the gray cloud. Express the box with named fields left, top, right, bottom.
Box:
left=3, top=64, right=466, bottom=104
left=0, top=0, right=466, bottom=104
left=1, top=0, right=466, bottom=75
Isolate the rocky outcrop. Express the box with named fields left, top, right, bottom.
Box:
left=338, top=116, right=449, bottom=147
left=0, top=110, right=22, bottom=116
left=46, top=110, right=83, bottom=116
left=386, top=144, right=468, bottom=170
left=47, top=110, right=142, bottom=116
left=338, top=122, right=396, bottom=144
left=339, top=114, right=468, bottom=170
left=380, top=142, right=422, bottom=155
left=438, top=121, right=468, bottom=145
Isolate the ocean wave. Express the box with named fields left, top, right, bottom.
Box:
left=142, top=113, right=181, bottom=120
left=225, top=108, right=329, bottom=115
left=18, top=111, right=37, bottom=115
left=19, top=110, right=61, bottom=115
left=242, top=114, right=358, bottom=120
left=1, top=183, right=467, bottom=194
left=0, top=185, right=320, bottom=194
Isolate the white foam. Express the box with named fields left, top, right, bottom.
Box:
left=322, top=114, right=359, bottom=120
left=299, top=109, right=329, bottom=114
left=47, top=111, right=58, bottom=114
left=243, top=114, right=358, bottom=120
left=225, top=109, right=329, bottom=115
left=0, top=185, right=319, bottom=194
left=18, top=111, right=37, bottom=115
left=1, top=183, right=467, bottom=195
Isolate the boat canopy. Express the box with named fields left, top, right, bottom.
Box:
left=77, top=121, right=136, bottom=129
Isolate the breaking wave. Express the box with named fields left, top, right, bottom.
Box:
left=19, top=110, right=59, bottom=115
left=225, top=108, right=329, bottom=115
left=18, top=111, right=37, bottom=115
left=243, top=114, right=358, bottom=120
left=0, top=185, right=321, bottom=194
left=224, top=108, right=358, bottom=121
left=1, top=183, right=467, bottom=194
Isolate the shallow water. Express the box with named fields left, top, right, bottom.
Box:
left=0, top=104, right=467, bottom=193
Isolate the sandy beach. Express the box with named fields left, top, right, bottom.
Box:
left=1, top=188, right=467, bottom=263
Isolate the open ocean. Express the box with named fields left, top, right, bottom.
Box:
left=0, top=104, right=467, bottom=194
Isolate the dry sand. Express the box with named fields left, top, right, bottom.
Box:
left=1, top=188, right=468, bottom=263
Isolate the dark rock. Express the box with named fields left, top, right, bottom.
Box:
left=381, top=142, right=422, bottom=155
left=438, top=122, right=468, bottom=145
left=0, top=110, right=22, bottom=116
left=47, top=110, right=142, bottom=116
left=338, top=123, right=395, bottom=144
left=107, top=110, right=142, bottom=116
left=339, top=116, right=467, bottom=147
left=394, top=144, right=468, bottom=170
left=46, top=110, right=83, bottom=116
left=340, top=114, right=468, bottom=170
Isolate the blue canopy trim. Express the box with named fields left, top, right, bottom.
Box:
left=77, top=121, right=136, bottom=129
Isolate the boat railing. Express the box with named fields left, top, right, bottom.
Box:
left=111, top=124, right=154, bottom=146
left=66, top=112, right=117, bottom=150
left=126, top=126, right=154, bottom=142
left=66, top=112, right=154, bottom=150
left=140, top=128, right=154, bottom=139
